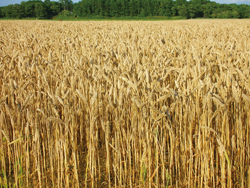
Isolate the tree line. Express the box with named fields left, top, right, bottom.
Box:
left=1, top=0, right=250, bottom=19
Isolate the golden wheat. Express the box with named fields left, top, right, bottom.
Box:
left=0, top=19, right=249, bottom=187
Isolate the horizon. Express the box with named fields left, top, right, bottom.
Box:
left=0, top=0, right=250, bottom=7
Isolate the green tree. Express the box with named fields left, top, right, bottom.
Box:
left=35, top=2, right=47, bottom=18
left=59, top=0, right=73, bottom=11
left=238, top=4, right=250, bottom=18
left=143, top=0, right=152, bottom=16
left=0, top=7, right=3, bottom=18
left=1, top=0, right=250, bottom=19
left=110, top=0, right=118, bottom=17
left=178, top=4, right=188, bottom=17
left=129, top=0, right=136, bottom=16
left=12, top=4, right=25, bottom=19
left=175, top=0, right=187, bottom=7
left=44, top=0, right=51, bottom=9
left=92, top=0, right=101, bottom=15
left=22, top=1, right=36, bottom=18
left=201, top=3, right=211, bottom=18
left=159, top=2, right=166, bottom=16
left=104, top=0, right=110, bottom=16
left=118, top=0, right=129, bottom=16
left=188, top=3, right=196, bottom=18
left=58, top=9, right=71, bottom=19
left=189, top=0, right=211, bottom=17
left=219, top=11, right=229, bottom=18
left=171, top=5, right=177, bottom=16
left=80, top=0, right=91, bottom=17
left=3, top=5, right=14, bottom=18
left=150, top=0, right=159, bottom=16
left=50, top=2, right=61, bottom=17
left=140, top=8, right=145, bottom=17
left=73, top=2, right=82, bottom=17
left=43, top=0, right=51, bottom=18
left=165, top=0, right=173, bottom=17
left=135, top=0, right=142, bottom=16
left=231, top=10, right=240, bottom=18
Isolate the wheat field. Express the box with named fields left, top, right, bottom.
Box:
left=0, top=20, right=250, bottom=188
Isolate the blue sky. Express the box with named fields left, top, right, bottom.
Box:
left=0, top=0, right=250, bottom=7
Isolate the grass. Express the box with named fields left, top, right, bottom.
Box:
left=0, top=16, right=187, bottom=21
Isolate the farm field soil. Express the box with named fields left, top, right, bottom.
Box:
left=0, top=20, right=250, bottom=187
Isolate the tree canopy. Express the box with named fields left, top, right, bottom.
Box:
left=0, top=0, right=249, bottom=19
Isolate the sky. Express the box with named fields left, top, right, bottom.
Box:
left=0, top=0, right=250, bottom=7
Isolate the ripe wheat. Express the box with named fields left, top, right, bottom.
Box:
left=0, top=19, right=249, bottom=187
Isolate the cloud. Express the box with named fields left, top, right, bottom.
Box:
left=0, top=0, right=80, bottom=7
left=215, top=0, right=250, bottom=4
